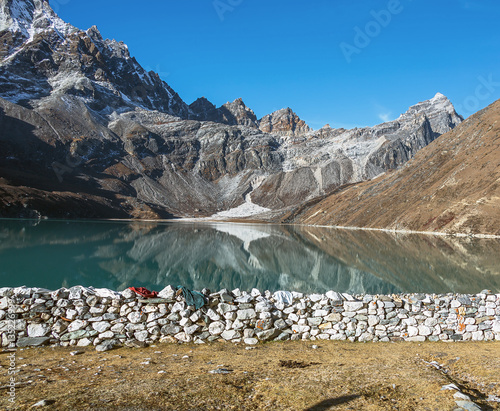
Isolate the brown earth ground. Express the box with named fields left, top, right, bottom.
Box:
left=1, top=341, right=499, bottom=410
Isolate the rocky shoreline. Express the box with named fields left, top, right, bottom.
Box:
left=1, top=286, right=499, bottom=350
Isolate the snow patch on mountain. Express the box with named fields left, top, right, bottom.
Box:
left=211, top=201, right=271, bottom=219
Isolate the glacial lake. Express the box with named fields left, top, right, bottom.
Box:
left=0, top=219, right=499, bottom=295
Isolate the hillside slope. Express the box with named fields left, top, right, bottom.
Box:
left=289, top=100, right=500, bottom=236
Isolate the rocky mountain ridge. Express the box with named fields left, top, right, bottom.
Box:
left=288, top=99, right=500, bottom=235
left=0, top=0, right=464, bottom=219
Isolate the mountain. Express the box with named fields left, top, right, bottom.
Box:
left=259, top=108, right=311, bottom=136
left=287, top=99, right=500, bottom=236
left=0, top=0, right=463, bottom=219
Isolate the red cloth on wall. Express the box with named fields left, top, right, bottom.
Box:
left=128, top=287, right=158, bottom=298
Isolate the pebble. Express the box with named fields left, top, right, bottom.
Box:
left=31, top=399, right=55, bottom=407
left=209, top=368, right=232, bottom=374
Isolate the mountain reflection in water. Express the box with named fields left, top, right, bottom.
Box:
left=0, top=220, right=499, bottom=294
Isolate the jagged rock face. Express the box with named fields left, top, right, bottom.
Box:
left=0, top=0, right=189, bottom=116
left=190, top=97, right=259, bottom=128
left=0, top=0, right=464, bottom=219
left=259, top=108, right=311, bottom=136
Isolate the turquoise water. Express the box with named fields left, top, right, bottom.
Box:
left=0, top=219, right=499, bottom=294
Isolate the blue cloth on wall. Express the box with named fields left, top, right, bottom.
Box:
left=176, top=286, right=206, bottom=309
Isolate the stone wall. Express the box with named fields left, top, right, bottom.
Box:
left=1, top=286, right=499, bottom=351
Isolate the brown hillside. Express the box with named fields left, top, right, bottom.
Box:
left=289, top=100, right=500, bottom=235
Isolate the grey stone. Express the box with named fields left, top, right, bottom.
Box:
left=218, top=303, right=237, bottom=313
left=219, top=291, right=234, bottom=303
left=184, top=324, right=200, bottom=335
left=256, top=328, right=280, bottom=341
left=61, top=330, right=98, bottom=341
left=96, top=339, right=119, bottom=352
left=235, top=294, right=253, bottom=304
left=274, top=332, right=290, bottom=341
left=454, top=401, right=482, bottom=410
left=125, top=339, right=148, bottom=348
left=255, top=302, right=272, bottom=312
left=161, top=324, right=181, bottom=335
left=17, top=337, right=51, bottom=347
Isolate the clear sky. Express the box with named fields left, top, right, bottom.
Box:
left=56, top=0, right=500, bottom=129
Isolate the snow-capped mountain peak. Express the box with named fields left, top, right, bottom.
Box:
left=1, top=0, right=77, bottom=46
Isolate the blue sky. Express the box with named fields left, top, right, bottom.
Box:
left=56, top=0, right=500, bottom=129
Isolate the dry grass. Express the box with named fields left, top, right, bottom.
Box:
left=1, top=341, right=499, bottom=410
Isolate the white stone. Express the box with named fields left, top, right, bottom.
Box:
left=121, top=288, right=135, bottom=299
left=208, top=321, right=225, bottom=335
left=344, top=301, right=364, bottom=311
left=313, top=309, right=329, bottom=317
left=135, top=330, right=149, bottom=342
left=309, top=294, right=323, bottom=302
left=67, top=320, right=87, bottom=332
left=206, top=309, right=221, bottom=321
left=179, top=318, right=191, bottom=327
left=250, top=288, right=261, bottom=297
left=255, top=302, right=272, bottom=312
left=99, top=331, right=114, bottom=339
left=418, top=325, right=432, bottom=336
left=158, top=285, right=176, bottom=300
left=127, top=312, right=146, bottom=324
left=184, top=324, right=199, bottom=335
left=224, top=312, right=237, bottom=321
left=92, top=322, right=111, bottom=333
left=27, top=323, right=51, bottom=337
left=359, top=332, right=373, bottom=342
left=77, top=338, right=93, bottom=347
left=237, top=308, right=257, bottom=320
left=174, top=332, right=192, bottom=343
left=407, top=326, right=418, bottom=337
left=171, top=302, right=185, bottom=313
left=424, top=318, right=438, bottom=327
left=221, top=330, right=241, bottom=340
left=406, top=336, right=426, bottom=342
